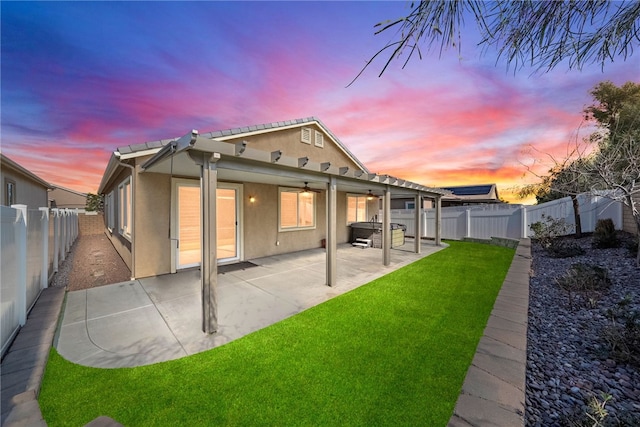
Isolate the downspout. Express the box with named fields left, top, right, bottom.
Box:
left=116, top=156, right=136, bottom=280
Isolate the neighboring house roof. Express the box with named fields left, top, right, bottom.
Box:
left=442, top=184, right=500, bottom=203
left=49, top=185, right=88, bottom=209
left=0, top=153, right=52, bottom=189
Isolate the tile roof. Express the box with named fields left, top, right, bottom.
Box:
left=115, top=116, right=367, bottom=171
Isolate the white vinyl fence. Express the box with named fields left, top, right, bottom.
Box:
left=388, top=193, right=623, bottom=241
left=1, top=205, right=78, bottom=357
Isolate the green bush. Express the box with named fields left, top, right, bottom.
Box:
left=592, top=218, right=619, bottom=248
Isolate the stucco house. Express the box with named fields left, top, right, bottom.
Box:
left=1, top=153, right=52, bottom=209
left=98, top=117, right=449, bottom=332
left=49, top=186, right=88, bottom=210
left=441, top=184, right=501, bottom=207
left=389, top=184, right=501, bottom=210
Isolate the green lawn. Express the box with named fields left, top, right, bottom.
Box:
left=39, top=241, right=515, bottom=426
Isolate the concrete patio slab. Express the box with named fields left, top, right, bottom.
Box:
left=54, top=240, right=446, bottom=368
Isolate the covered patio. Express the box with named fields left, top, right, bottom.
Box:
left=137, top=129, right=447, bottom=334
left=55, top=239, right=446, bottom=368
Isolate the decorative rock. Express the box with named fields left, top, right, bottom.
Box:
left=525, top=234, right=640, bottom=425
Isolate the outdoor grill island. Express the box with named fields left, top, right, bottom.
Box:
left=349, top=222, right=406, bottom=249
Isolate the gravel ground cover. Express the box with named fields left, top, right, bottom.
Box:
left=50, top=234, right=131, bottom=290
left=526, top=233, right=640, bottom=426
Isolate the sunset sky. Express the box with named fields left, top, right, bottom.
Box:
left=2, top=1, right=638, bottom=203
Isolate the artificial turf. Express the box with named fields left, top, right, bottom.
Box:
left=39, top=240, right=515, bottom=426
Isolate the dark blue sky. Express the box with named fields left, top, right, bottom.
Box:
left=2, top=1, right=637, bottom=201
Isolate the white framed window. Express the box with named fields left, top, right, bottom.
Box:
left=279, top=187, right=315, bottom=231
left=301, top=128, right=311, bottom=144
left=5, top=179, right=16, bottom=205
left=314, top=130, right=324, bottom=148
left=106, top=191, right=115, bottom=231
left=118, top=177, right=132, bottom=240
left=347, top=194, right=368, bottom=224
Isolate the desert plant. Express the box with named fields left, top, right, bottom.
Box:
left=530, top=214, right=574, bottom=249
left=561, top=391, right=640, bottom=427
left=602, top=295, right=640, bottom=366
left=592, top=219, right=619, bottom=248
left=555, top=263, right=611, bottom=307
left=586, top=392, right=612, bottom=427
left=547, top=240, right=586, bottom=258
left=624, top=235, right=639, bottom=258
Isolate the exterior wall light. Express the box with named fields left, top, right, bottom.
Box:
left=249, top=196, right=256, bottom=203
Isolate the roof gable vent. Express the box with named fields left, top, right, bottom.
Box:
left=301, top=128, right=311, bottom=144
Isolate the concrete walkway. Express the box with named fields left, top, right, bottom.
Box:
left=1, top=287, right=64, bottom=427
left=448, top=239, right=531, bottom=427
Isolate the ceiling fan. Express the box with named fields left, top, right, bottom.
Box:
left=300, top=182, right=321, bottom=194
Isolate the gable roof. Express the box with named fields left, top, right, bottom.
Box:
left=442, top=184, right=500, bottom=203
left=99, top=117, right=452, bottom=198
left=0, top=153, right=53, bottom=189
left=115, top=117, right=369, bottom=172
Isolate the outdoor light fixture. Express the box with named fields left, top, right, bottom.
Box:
left=235, top=140, right=247, bottom=156
left=271, top=150, right=282, bottom=163
left=249, top=196, right=256, bottom=203
left=366, top=190, right=375, bottom=201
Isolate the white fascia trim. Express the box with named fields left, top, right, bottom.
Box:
left=118, top=147, right=163, bottom=160
left=214, top=122, right=306, bottom=141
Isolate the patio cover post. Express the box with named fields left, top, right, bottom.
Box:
left=383, top=186, right=391, bottom=266
left=414, top=192, right=421, bottom=254
left=435, top=195, right=442, bottom=246
left=326, top=177, right=337, bottom=286
left=200, top=152, right=220, bottom=334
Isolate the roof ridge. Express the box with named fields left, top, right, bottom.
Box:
left=117, top=117, right=321, bottom=154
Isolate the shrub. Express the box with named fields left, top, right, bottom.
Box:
left=560, top=391, right=640, bottom=426
left=547, top=240, right=586, bottom=258
left=624, top=235, right=639, bottom=258
left=530, top=214, right=574, bottom=249
left=602, top=295, right=640, bottom=366
left=555, top=263, right=611, bottom=307
left=592, top=218, right=619, bottom=248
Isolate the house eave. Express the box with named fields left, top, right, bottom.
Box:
left=0, top=153, right=53, bottom=190
left=210, top=118, right=370, bottom=174
left=141, top=131, right=450, bottom=198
